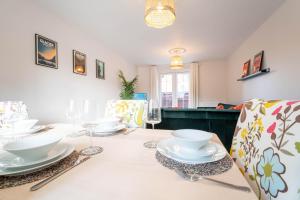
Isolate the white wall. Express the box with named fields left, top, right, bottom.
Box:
left=0, top=0, right=136, bottom=123
left=198, top=60, right=228, bottom=107
left=227, top=0, right=300, bottom=104
left=137, top=60, right=228, bottom=107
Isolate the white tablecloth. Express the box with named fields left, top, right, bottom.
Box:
left=0, top=128, right=257, bottom=200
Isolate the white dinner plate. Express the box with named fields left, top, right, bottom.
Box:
left=0, top=125, right=46, bottom=138
left=0, top=143, right=68, bottom=170
left=157, top=138, right=227, bottom=164
left=0, top=143, right=74, bottom=176
left=94, top=124, right=126, bottom=136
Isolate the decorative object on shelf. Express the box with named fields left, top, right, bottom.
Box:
left=253, top=50, right=264, bottom=73
left=96, top=59, right=105, bottom=80
left=35, top=34, right=58, bottom=69
left=242, top=60, right=250, bottom=77
left=118, top=70, right=138, bottom=100
left=237, top=68, right=270, bottom=81
left=169, top=48, right=186, bottom=69
left=145, top=0, right=175, bottom=29
left=73, top=50, right=86, bottom=75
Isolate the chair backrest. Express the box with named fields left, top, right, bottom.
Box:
left=0, top=101, right=28, bottom=128
left=105, top=100, right=147, bottom=128
left=231, top=99, right=300, bottom=200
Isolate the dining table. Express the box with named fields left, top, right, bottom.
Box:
left=0, top=128, right=257, bottom=200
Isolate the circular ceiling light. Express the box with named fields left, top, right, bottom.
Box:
left=145, top=0, right=176, bottom=29
left=169, top=48, right=186, bottom=69
left=170, top=55, right=183, bottom=69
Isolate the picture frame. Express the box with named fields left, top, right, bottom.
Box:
left=35, top=34, right=58, bottom=69
left=253, top=50, right=264, bottom=73
left=73, top=50, right=86, bottom=75
left=242, top=60, right=250, bottom=77
left=96, top=59, right=105, bottom=79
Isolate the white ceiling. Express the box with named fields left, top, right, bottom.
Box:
left=33, top=0, right=284, bottom=65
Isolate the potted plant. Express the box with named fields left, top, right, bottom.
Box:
left=118, top=70, right=138, bottom=100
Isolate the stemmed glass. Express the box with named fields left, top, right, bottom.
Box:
left=144, top=99, right=162, bottom=149
left=80, top=100, right=103, bottom=156
left=66, top=99, right=82, bottom=136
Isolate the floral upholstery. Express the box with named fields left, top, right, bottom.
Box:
left=0, top=101, right=28, bottom=129
left=105, top=100, right=147, bottom=128
left=231, top=99, right=300, bottom=200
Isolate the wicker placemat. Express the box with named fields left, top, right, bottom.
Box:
left=156, top=151, right=233, bottom=176
left=0, top=151, right=79, bottom=189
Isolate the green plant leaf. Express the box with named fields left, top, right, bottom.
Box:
left=295, top=142, right=300, bottom=153
left=280, top=149, right=295, bottom=156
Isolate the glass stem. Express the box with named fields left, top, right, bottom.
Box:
left=89, top=128, right=94, bottom=147
left=152, top=123, right=154, bottom=130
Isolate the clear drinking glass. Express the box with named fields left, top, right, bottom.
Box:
left=66, top=99, right=81, bottom=135
left=80, top=100, right=103, bottom=156
left=144, top=99, right=162, bottom=149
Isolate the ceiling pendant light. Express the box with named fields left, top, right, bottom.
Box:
left=170, top=55, right=183, bottom=69
left=145, top=0, right=176, bottom=29
left=169, top=48, right=186, bottom=69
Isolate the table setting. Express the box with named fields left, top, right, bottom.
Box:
left=0, top=100, right=256, bottom=200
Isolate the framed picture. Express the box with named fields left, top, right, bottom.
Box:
left=96, top=59, right=105, bottom=79
left=73, top=50, right=86, bottom=75
left=253, top=50, right=264, bottom=73
left=242, top=60, right=250, bottom=77
left=35, top=34, right=58, bottom=69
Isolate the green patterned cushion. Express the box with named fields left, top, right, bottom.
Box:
left=231, top=99, right=300, bottom=200
left=105, top=100, right=147, bottom=128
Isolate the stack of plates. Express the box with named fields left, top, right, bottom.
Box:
left=93, top=118, right=126, bottom=136
left=0, top=129, right=74, bottom=176
left=157, top=129, right=227, bottom=164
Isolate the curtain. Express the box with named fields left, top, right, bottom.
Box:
left=189, top=62, right=200, bottom=108
left=149, top=66, right=159, bottom=102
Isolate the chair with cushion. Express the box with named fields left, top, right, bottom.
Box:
left=0, top=101, right=28, bottom=128
left=231, top=99, right=300, bottom=200
left=105, top=100, right=147, bottom=128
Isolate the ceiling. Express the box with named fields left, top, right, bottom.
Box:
left=33, top=0, right=284, bottom=65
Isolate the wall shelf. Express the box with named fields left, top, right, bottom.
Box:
left=237, top=68, right=270, bottom=81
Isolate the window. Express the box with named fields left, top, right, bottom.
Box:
left=160, top=72, right=190, bottom=108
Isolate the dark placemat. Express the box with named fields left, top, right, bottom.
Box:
left=156, top=151, right=233, bottom=176
left=0, top=151, right=79, bottom=189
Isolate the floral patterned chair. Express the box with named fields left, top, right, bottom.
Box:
left=231, top=99, right=300, bottom=200
left=0, top=101, right=28, bottom=129
left=105, top=100, right=147, bottom=128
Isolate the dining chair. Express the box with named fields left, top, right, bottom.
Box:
left=231, top=99, right=300, bottom=200
left=0, top=101, right=28, bottom=128
left=105, top=100, right=148, bottom=128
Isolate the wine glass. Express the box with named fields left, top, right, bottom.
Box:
left=80, top=100, right=103, bottom=156
left=144, top=99, right=162, bottom=149
left=66, top=99, right=82, bottom=135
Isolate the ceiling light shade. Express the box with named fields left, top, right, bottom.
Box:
left=145, top=0, right=176, bottom=29
left=170, top=55, right=183, bottom=69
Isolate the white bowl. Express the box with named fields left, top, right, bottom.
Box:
left=96, top=117, right=121, bottom=128
left=3, top=133, right=63, bottom=161
left=13, top=119, right=38, bottom=131
left=172, top=129, right=213, bottom=150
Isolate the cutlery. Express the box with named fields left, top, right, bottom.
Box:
left=30, top=156, right=91, bottom=191
left=174, top=168, right=251, bottom=193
